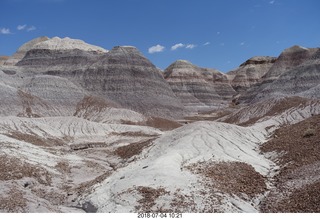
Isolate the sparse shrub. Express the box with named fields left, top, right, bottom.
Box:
left=55, top=161, right=71, bottom=173
left=303, top=128, right=316, bottom=138
left=114, top=138, right=155, bottom=159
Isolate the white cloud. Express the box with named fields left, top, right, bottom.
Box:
left=186, top=44, right=196, bottom=49
left=269, top=0, right=275, bottom=4
left=171, top=43, right=185, bottom=51
left=240, top=42, right=245, bottom=46
left=148, top=44, right=165, bottom=54
left=17, top=24, right=27, bottom=30
left=0, top=28, right=11, bottom=34
left=203, top=42, right=210, bottom=46
left=27, top=26, right=36, bottom=32
left=217, top=31, right=221, bottom=35
left=17, top=24, right=37, bottom=32
left=170, top=42, right=198, bottom=51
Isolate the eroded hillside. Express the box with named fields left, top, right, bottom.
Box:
left=0, top=37, right=320, bottom=212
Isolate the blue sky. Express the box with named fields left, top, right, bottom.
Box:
left=1, top=0, right=320, bottom=72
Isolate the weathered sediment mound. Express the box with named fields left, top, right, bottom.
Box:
left=164, top=60, right=235, bottom=112
left=3, top=36, right=49, bottom=66
left=6, top=37, right=185, bottom=118
left=1, top=37, right=320, bottom=213
left=74, top=46, right=185, bottom=118
left=227, top=56, right=276, bottom=92
left=238, top=46, right=320, bottom=103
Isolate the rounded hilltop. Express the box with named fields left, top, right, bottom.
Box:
left=32, top=36, right=108, bottom=53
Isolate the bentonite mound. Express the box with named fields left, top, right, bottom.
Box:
left=22, top=75, right=88, bottom=116
left=238, top=46, right=319, bottom=103
left=226, top=56, right=276, bottom=92
left=12, top=38, right=185, bottom=118
left=3, top=36, right=49, bottom=66
left=71, top=46, right=185, bottom=118
left=262, top=45, right=318, bottom=82
left=0, top=82, right=22, bottom=116
left=16, top=38, right=107, bottom=73
left=1, top=36, right=320, bottom=213
left=0, top=37, right=108, bottom=117
left=254, top=48, right=320, bottom=101
left=31, top=37, right=107, bottom=53
left=164, top=60, right=235, bottom=112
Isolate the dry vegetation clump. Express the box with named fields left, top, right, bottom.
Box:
left=145, top=117, right=182, bottom=131
left=17, top=90, right=48, bottom=118
left=85, top=160, right=102, bottom=169
left=169, top=190, right=198, bottom=213
left=4, top=131, right=64, bottom=147
left=114, top=138, right=155, bottom=159
left=110, top=131, right=159, bottom=138
left=55, top=161, right=71, bottom=173
left=221, top=113, right=242, bottom=126
left=302, top=128, right=316, bottom=138
left=135, top=186, right=169, bottom=212
left=31, top=187, right=66, bottom=206
left=184, top=110, right=233, bottom=122
left=74, top=95, right=120, bottom=117
left=72, top=172, right=111, bottom=195
left=0, top=188, right=27, bottom=212
left=187, top=161, right=267, bottom=198
left=0, top=154, right=52, bottom=185
left=121, top=117, right=182, bottom=131
left=70, top=142, right=110, bottom=151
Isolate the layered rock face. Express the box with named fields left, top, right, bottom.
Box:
left=164, top=60, right=236, bottom=111
left=0, top=72, right=22, bottom=116
left=0, top=56, right=9, bottom=65
left=31, top=37, right=107, bottom=53
left=71, top=46, right=184, bottom=117
left=16, top=37, right=107, bottom=73
left=3, top=36, right=49, bottom=66
left=227, top=56, right=276, bottom=92
left=0, top=37, right=107, bottom=117
left=0, top=67, right=87, bottom=117
left=238, top=46, right=320, bottom=103
left=2, top=37, right=320, bottom=213
left=2, top=37, right=184, bottom=118
left=254, top=48, right=320, bottom=101
left=2, top=36, right=319, bottom=118
left=262, top=45, right=317, bottom=82
left=23, top=75, right=88, bottom=116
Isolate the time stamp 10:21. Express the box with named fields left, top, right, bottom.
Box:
left=137, top=213, right=183, bottom=218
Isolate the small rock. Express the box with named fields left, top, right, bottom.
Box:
left=82, top=201, right=98, bottom=213
left=23, top=182, right=30, bottom=188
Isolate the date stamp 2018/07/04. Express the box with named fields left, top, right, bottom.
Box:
left=137, top=213, right=183, bottom=218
